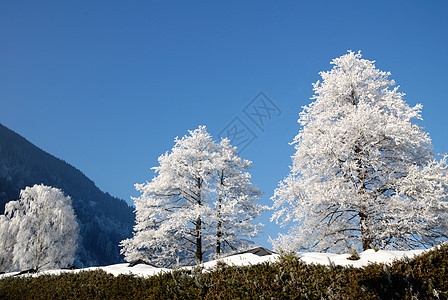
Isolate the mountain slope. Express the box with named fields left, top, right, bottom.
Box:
left=0, top=123, right=134, bottom=267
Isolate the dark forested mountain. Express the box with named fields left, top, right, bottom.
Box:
left=0, top=123, right=134, bottom=267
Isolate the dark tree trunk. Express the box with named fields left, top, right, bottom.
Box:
left=216, top=219, right=222, bottom=257
left=359, top=211, right=373, bottom=250
left=196, top=215, right=202, bottom=264
left=216, top=170, right=224, bottom=257
left=195, top=178, right=203, bottom=264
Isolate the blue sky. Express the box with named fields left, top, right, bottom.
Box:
left=1, top=1, right=447, bottom=248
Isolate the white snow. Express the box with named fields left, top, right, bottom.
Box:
left=196, top=248, right=426, bottom=270
left=192, top=252, right=279, bottom=270
left=0, top=263, right=170, bottom=278
left=297, top=248, right=425, bottom=268
left=0, top=247, right=431, bottom=279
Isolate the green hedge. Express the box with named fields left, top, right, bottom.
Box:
left=1, top=244, right=447, bottom=299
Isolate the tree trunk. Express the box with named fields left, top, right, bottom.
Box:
left=216, top=170, right=224, bottom=258
left=196, top=216, right=202, bottom=264
left=195, top=178, right=203, bottom=264
left=216, top=219, right=222, bottom=258
left=359, top=211, right=373, bottom=250
left=354, top=141, right=372, bottom=250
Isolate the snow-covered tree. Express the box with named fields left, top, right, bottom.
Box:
left=213, top=138, right=264, bottom=257
left=3, top=184, right=79, bottom=271
left=120, top=126, right=265, bottom=266
left=0, top=215, right=16, bottom=272
left=271, top=51, right=448, bottom=253
left=121, top=126, right=218, bottom=266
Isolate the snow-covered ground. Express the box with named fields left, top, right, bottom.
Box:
left=297, top=248, right=425, bottom=268
left=196, top=247, right=426, bottom=270
left=0, top=247, right=430, bottom=279
left=0, top=263, right=171, bottom=278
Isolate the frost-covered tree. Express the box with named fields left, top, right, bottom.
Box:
left=0, top=215, right=16, bottom=272
left=120, top=126, right=264, bottom=266
left=271, top=51, right=448, bottom=253
left=213, top=138, right=264, bottom=257
left=3, top=184, right=79, bottom=271
left=121, top=126, right=218, bottom=266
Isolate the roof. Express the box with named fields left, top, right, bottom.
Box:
left=235, top=246, right=276, bottom=257
left=128, top=259, right=158, bottom=268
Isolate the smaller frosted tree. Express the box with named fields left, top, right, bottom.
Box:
left=0, top=215, right=16, bottom=272
left=4, top=184, right=79, bottom=271
left=121, top=126, right=266, bottom=266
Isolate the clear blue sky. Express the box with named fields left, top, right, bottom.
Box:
left=1, top=1, right=447, bottom=249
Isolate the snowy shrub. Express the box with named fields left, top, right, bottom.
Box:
left=1, top=243, right=447, bottom=299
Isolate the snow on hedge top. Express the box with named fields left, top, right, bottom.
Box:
left=297, top=249, right=425, bottom=268
left=0, top=247, right=430, bottom=278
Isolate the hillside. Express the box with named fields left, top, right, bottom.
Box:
left=0, top=123, right=134, bottom=267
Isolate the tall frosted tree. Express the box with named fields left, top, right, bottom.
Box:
left=2, top=184, right=79, bottom=271
left=120, top=126, right=264, bottom=266
left=271, top=51, right=448, bottom=253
